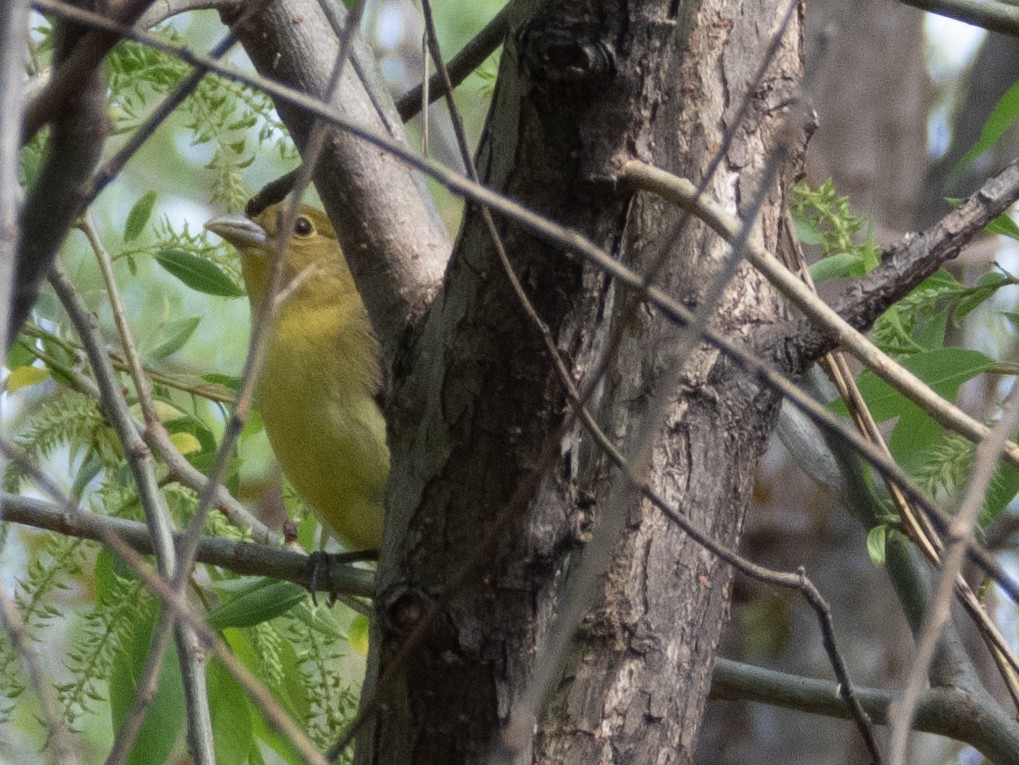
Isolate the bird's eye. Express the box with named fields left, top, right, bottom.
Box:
left=293, top=216, right=314, bottom=237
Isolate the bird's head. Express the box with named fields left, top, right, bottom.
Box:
left=205, top=203, right=355, bottom=311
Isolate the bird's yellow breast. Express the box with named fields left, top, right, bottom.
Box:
left=258, top=292, right=387, bottom=550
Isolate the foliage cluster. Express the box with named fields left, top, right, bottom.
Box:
left=793, top=179, right=1019, bottom=562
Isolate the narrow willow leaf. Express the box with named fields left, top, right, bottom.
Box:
left=348, top=614, right=370, bottom=656
left=982, top=462, right=1019, bottom=528
left=123, top=190, right=157, bottom=242
left=951, top=79, right=1019, bottom=187
left=809, top=252, right=866, bottom=282
left=169, top=431, right=201, bottom=455
left=109, top=609, right=185, bottom=765
left=791, top=214, right=824, bottom=245
left=840, top=348, right=993, bottom=421
left=866, top=525, right=888, bottom=566
left=985, top=212, right=1019, bottom=242
left=207, top=580, right=307, bottom=630
left=148, top=316, right=201, bottom=361
left=70, top=454, right=103, bottom=499
left=6, top=342, right=35, bottom=369
left=208, top=658, right=255, bottom=765
left=155, top=249, right=244, bottom=297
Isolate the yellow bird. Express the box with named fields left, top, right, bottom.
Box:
left=205, top=204, right=387, bottom=551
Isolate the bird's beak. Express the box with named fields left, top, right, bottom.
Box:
left=204, top=214, right=268, bottom=250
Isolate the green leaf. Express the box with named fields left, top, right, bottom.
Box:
left=889, top=404, right=946, bottom=473
left=911, top=304, right=949, bottom=352
left=809, top=252, right=866, bottom=282
left=94, top=548, right=119, bottom=603
left=349, top=614, right=370, bottom=656
left=5, top=365, right=50, bottom=393
left=841, top=348, right=994, bottom=421
left=70, top=454, right=103, bottom=499
left=109, top=608, right=185, bottom=765
left=249, top=692, right=305, bottom=765
left=124, top=191, right=157, bottom=242
left=792, top=214, right=824, bottom=245
left=169, top=431, right=201, bottom=455
left=951, top=79, right=1019, bottom=187
left=163, top=411, right=218, bottom=459
left=866, top=525, right=888, bottom=566
left=223, top=628, right=306, bottom=765
left=955, top=273, right=1007, bottom=323
left=202, top=373, right=241, bottom=392
left=985, top=213, right=1019, bottom=242
left=208, top=657, right=254, bottom=765
left=148, top=316, right=201, bottom=361
left=6, top=342, right=36, bottom=370
left=155, top=249, right=244, bottom=297
left=207, top=579, right=307, bottom=630
left=288, top=600, right=345, bottom=641
left=982, top=461, right=1019, bottom=528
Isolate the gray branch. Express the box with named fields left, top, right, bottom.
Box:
left=893, top=0, right=1019, bottom=36
left=712, top=658, right=1019, bottom=763
left=0, top=492, right=374, bottom=597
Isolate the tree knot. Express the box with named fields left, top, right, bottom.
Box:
left=519, top=20, right=616, bottom=91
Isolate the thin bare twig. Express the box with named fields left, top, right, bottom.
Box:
left=47, top=264, right=217, bottom=765
left=892, top=0, right=1019, bottom=36
left=23, top=0, right=156, bottom=141
left=15, top=324, right=267, bottom=540
left=779, top=211, right=1019, bottom=712
left=81, top=210, right=196, bottom=765
left=712, top=658, right=1019, bottom=763
left=19, top=324, right=235, bottom=401
left=395, top=3, right=509, bottom=121
left=82, top=30, right=240, bottom=208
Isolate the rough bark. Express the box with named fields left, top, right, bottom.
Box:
left=365, top=1, right=805, bottom=763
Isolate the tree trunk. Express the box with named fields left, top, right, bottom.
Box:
left=364, top=1, right=805, bottom=762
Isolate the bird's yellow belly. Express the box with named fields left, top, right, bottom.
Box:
left=258, top=326, right=388, bottom=550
